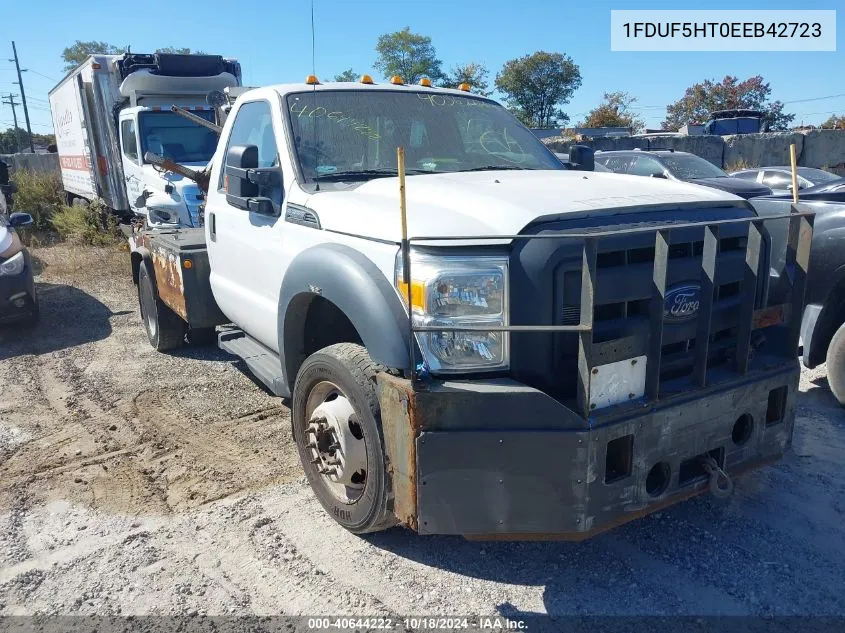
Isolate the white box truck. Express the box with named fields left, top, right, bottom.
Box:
left=49, top=52, right=241, bottom=227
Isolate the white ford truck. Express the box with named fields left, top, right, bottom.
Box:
left=49, top=52, right=241, bottom=227
left=129, top=79, right=812, bottom=538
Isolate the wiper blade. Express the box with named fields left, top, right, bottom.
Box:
left=457, top=165, right=528, bottom=172
left=312, top=169, right=401, bottom=181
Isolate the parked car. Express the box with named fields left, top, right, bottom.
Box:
left=749, top=178, right=845, bottom=404
left=596, top=149, right=772, bottom=198
left=0, top=211, right=38, bottom=325
left=731, top=166, right=840, bottom=195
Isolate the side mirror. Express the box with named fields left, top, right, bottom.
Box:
left=9, top=212, right=33, bottom=227
left=568, top=145, right=595, bottom=171
left=650, top=172, right=668, bottom=179
left=224, top=144, right=282, bottom=215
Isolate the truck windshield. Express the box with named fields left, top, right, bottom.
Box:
left=138, top=110, right=218, bottom=164
left=285, top=90, right=563, bottom=181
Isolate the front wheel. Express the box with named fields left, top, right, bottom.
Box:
left=292, top=343, right=397, bottom=534
left=826, top=322, right=845, bottom=406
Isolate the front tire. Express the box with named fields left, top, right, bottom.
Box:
left=292, top=343, right=397, bottom=534
left=138, top=261, right=185, bottom=351
left=826, top=322, right=845, bottom=405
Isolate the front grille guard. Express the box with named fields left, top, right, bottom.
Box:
left=401, top=208, right=814, bottom=419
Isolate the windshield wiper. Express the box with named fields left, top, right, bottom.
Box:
left=312, top=169, right=410, bottom=182
left=457, top=165, right=529, bottom=172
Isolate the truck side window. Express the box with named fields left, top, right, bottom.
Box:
left=121, top=120, right=138, bottom=161
left=218, top=101, right=279, bottom=191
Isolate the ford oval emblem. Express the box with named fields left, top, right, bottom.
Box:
left=664, top=284, right=701, bottom=323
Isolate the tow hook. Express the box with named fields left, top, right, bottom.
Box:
left=701, top=455, right=733, bottom=498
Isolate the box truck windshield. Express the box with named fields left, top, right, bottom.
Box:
left=139, top=110, right=218, bottom=164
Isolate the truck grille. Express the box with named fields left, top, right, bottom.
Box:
left=558, top=232, right=748, bottom=387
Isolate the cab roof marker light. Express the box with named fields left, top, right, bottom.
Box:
left=419, top=78, right=432, bottom=87
left=390, top=75, right=404, bottom=85
left=305, top=74, right=320, bottom=85
left=360, top=74, right=375, bottom=84
left=458, top=83, right=471, bottom=92
left=91, top=62, right=101, bottom=70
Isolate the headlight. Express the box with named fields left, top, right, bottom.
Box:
left=396, top=251, right=508, bottom=373
left=0, top=251, right=24, bottom=277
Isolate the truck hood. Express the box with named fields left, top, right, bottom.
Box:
left=304, top=170, right=744, bottom=243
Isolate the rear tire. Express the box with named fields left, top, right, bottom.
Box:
left=138, top=261, right=185, bottom=351
left=292, top=343, right=397, bottom=534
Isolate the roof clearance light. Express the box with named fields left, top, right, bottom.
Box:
left=305, top=74, right=320, bottom=85
left=419, top=77, right=432, bottom=87
left=91, top=62, right=101, bottom=70
left=458, top=83, right=471, bottom=92
left=360, top=74, right=375, bottom=84
left=390, top=75, right=404, bottom=85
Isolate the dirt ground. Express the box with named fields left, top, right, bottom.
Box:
left=1, top=242, right=845, bottom=619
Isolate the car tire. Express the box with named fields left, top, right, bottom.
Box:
left=826, top=322, right=845, bottom=406
left=292, top=343, right=398, bottom=534
left=138, top=260, right=185, bottom=351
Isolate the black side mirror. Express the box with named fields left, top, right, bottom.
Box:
left=569, top=145, right=595, bottom=171
left=224, top=144, right=282, bottom=215
left=650, top=172, right=668, bottom=179
left=9, top=212, right=33, bottom=227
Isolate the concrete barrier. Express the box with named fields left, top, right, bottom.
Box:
left=0, top=153, right=60, bottom=175
left=545, top=129, right=845, bottom=173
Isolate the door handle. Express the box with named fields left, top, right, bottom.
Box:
left=209, top=212, right=216, bottom=242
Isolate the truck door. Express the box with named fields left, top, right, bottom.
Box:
left=205, top=99, right=286, bottom=351
left=118, top=114, right=144, bottom=211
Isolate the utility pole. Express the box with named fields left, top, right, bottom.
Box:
left=1, top=93, right=22, bottom=152
left=9, top=41, right=34, bottom=153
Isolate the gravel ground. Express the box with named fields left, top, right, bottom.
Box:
left=1, top=242, right=844, bottom=621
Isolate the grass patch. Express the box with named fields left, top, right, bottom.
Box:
left=51, top=200, right=120, bottom=246
left=10, top=169, right=65, bottom=229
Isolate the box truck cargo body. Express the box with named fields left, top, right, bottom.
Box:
left=49, top=53, right=241, bottom=227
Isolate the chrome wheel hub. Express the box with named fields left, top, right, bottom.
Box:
left=306, top=382, right=367, bottom=501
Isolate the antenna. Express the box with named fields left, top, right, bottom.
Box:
left=310, top=0, right=320, bottom=191
left=310, top=0, right=316, bottom=78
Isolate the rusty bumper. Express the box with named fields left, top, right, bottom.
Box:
left=377, top=365, right=798, bottom=539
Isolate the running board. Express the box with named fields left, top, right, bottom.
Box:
left=218, top=328, right=290, bottom=397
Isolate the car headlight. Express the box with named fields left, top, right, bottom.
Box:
left=396, top=251, right=508, bottom=373
left=0, top=251, right=24, bottom=277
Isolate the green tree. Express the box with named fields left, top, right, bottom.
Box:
left=374, top=27, right=444, bottom=84
left=821, top=114, right=845, bottom=129
left=61, top=40, right=125, bottom=71
left=156, top=47, right=207, bottom=55
left=442, top=62, right=490, bottom=96
left=333, top=68, right=359, bottom=82
left=661, top=75, right=795, bottom=131
left=0, top=127, right=55, bottom=154
left=494, top=52, right=582, bottom=128
left=580, top=92, right=644, bottom=132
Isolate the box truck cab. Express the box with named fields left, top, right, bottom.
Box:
left=49, top=53, right=241, bottom=227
